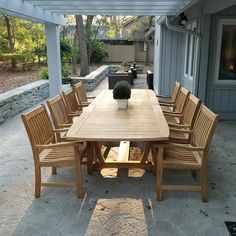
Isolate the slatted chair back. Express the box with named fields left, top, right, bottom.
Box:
left=181, top=94, right=201, bottom=129
left=21, top=104, right=55, bottom=154
left=174, top=87, right=190, bottom=113
left=74, top=82, right=88, bottom=104
left=47, top=95, right=71, bottom=129
left=171, top=81, right=181, bottom=102
left=191, top=105, right=218, bottom=152
left=62, top=88, right=82, bottom=113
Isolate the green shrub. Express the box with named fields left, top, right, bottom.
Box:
left=113, top=80, right=131, bottom=100
left=39, top=67, right=48, bottom=80
left=89, top=40, right=108, bottom=63
left=62, top=64, right=73, bottom=84
left=60, top=39, right=72, bottom=63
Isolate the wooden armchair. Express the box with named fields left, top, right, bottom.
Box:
left=47, top=95, right=74, bottom=141
left=157, top=81, right=181, bottom=105
left=167, top=94, right=202, bottom=143
left=73, top=81, right=95, bottom=106
left=21, top=104, right=87, bottom=198
left=153, top=105, right=218, bottom=202
left=161, top=87, right=190, bottom=114
left=62, top=88, right=84, bottom=115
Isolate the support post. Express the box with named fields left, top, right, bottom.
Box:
left=45, top=23, right=62, bottom=97
left=153, top=16, right=161, bottom=95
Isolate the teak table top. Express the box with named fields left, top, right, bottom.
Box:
left=66, top=89, right=169, bottom=142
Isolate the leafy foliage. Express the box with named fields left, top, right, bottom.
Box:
left=89, top=40, right=108, bottom=63
left=113, top=80, right=131, bottom=99
left=39, top=67, right=48, bottom=80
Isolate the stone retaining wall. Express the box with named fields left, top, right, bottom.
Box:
left=71, top=65, right=120, bottom=91
left=0, top=80, right=49, bottom=124
left=0, top=65, right=120, bottom=124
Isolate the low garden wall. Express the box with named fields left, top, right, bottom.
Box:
left=71, top=65, right=120, bottom=91
left=0, top=65, right=119, bottom=124
left=0, top=80, right=49, bottom=124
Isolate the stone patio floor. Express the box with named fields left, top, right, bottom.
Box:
left=0, top=74, right=236, bottom=236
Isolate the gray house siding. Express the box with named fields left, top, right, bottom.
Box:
left=206, top=5, right=236, bottom=119
left=157, top=24, right=185, bottom=96
left=156, top=0, right=236, bottom=120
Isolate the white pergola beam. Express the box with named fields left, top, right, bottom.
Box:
left=49, top=11, right=177, bottom=16
left=40, top=6, right=182, bottom=11
left=0, top=0, right=65, bottom=25
left=25, top=0, right=191, bottom=16
left=29, top=1, right=187, bottom=7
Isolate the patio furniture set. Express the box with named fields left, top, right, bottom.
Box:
left=21, top=81, right=218, bottom=202
left=108, top=62, right=137, bottom=89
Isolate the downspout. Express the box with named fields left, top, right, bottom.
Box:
left=165, top=17, right=202, bottom=95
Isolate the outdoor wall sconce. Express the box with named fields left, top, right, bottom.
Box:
left=179, top=13, right=188, bottom=27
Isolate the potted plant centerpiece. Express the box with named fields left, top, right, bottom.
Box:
left=113, top=80, right=131, bottom=109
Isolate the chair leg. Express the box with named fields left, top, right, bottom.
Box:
left=52, top=167, right=57, bottom=175
left=200, top=168, right=208, bottom=202
left=74, top=146, right=84, bottom=199
left=156, top=147, right=164, bottom=201
left=35, top=166, right=41, bottom=198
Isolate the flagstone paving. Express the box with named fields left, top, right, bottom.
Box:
left=0, top=74, right=236, bottom=236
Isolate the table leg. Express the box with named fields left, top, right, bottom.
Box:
left=93, top=141, right=106, bottom=164
left=140, top=142, right=153, bottom=164
left=87, top=142, right=95, bottom=175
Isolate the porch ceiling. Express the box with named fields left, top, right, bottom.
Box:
left=26, top=0, right=192, bottom=16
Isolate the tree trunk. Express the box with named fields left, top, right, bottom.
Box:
left=5, top=16, right=16, bottom=69
left=72, top=28, right=78, bottom=74
left=75, top=15, right=89, bottom=76
left=145, top=16, right=154, bottom=66
left=85, top=15, right=94, bottom=64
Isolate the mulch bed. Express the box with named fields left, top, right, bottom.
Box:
left=0, top=69, right=40, bottom=93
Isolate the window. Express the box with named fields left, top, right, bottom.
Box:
left=215, top=20, right=236, bottom=83
left=184, top=21, right=198, bottom=80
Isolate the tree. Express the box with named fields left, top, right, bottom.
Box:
left=0, top=15, right=46, bottom=69
left=4, top=16, right=16, bottom=68
left=145, top=16, right=154, bottom=66
left=85, top=15, right=95, bottom=63
left=75, top=15, right=89, bottom=76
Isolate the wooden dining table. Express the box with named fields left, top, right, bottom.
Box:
left=66, top=89, right=169, bottom=172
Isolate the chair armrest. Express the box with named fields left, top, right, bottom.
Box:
left=154, top=142, right=205, bottom=151
left=78, top=104, right=89, bottom=107
left=58, top=124, right=72, bottom=128
left=169, top=127, right=193, bottom=133
left=36, top=141, right=85, bottom=149
left=68, top=112, right=83, bottom=117
left=163, top=112, right=183, bottom=117
left=87, top=96, right=96, bottom=99
left=82, top=101, right=91, bottom=105
left=168, top=122, right=190, bottom=128
left=160, top=103, right=175, bottom=107
left=156, top=95, right=171, bottom=99
left=159, top=100, right=175, bottom=105
left=53, top=128, right=69, bottom=132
